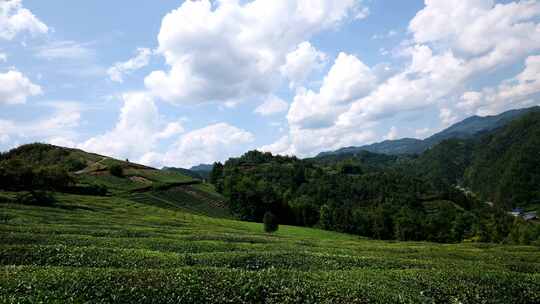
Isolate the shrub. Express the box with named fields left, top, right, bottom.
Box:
left=65, top=157, right=86, bottom=172
left=263, top=211, right=279, bottom=233
left=0, top=213, right=14, bottom=223
left=109, top=164, right=124, bottom=177
left=15, top=191, right=56, bottom=206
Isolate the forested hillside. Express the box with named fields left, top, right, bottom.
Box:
left=464, top=112, right=540, bottom=208
left=0, top=143, right=229, bottom=217
left=211, top=112, right=540, bottom=245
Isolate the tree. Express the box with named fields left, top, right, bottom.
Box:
left=109, top=164, right=124, bottom=177
left=210, top=162, right=224, bottom=191
left=319, top=204, right=332, bottom=230
left=263, top=211, right=279, bottom=233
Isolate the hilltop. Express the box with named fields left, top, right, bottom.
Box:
left=0, top=143, right=230, bottom=218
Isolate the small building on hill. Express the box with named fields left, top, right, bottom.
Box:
left=508, top=208, right=538, bottom=221
left=522, top=212, right=537, bottom=221
left=509, top=208, right=524, bottom=217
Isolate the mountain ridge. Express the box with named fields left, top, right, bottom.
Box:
left=317, top=106, right=540, bottom=157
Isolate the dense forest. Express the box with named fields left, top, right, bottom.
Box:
left=210, top=112, right=540, bottom=245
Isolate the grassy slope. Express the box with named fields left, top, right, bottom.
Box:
left=1, top=192, right=539, bottom=303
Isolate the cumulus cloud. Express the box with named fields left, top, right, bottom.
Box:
left=259, top=135, right=295, bottom=156
left=77, top=92, right=252, bottom=168
left=337, top=45, right=469, bottom=127
left=0, top=0, right=48, bottom=40
left=142, top=123, right=255, bottom=168
left=108, top=48, right=152, bottom=83
left=0, top=52, right=7, bottom=62
left=263, top=0, right=540, bottom=157
left=338, top=0, right=540, bottom=132
left=439, top=108, right=459, bottom=127
left=0, top=70, right=42, bottom=105
left=339, top=0, right=540, bottom=127
left=79, top=92, right=163, bottom=160
left=155, top=122, right=184, bottom=140
left=384, top=126, right=399, bottom=140
left=288, top=52, right=376, bottom=129
left=145, top=0, right=365, bottom=105
left=280, top=41, right=326, bottom=88
left=261, top=124, right=376, bottom=157
left=457, top=55, right=540, bottom=116
left=254, top=95, right=289, bottom=116
left=409, top=0, right=540, bottom=68
left=0, top=101, right=82, bottom=145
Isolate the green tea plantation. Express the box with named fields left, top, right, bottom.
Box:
left=1, top=191, right=539, bottom=303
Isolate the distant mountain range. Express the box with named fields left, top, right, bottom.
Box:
left=163, top=164, right=213, bottom=180
left=317, top=106, right=540, bottom=157
left=190, top=164, right=213, bottom=172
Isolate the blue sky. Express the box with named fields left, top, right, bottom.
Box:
left=1, top=0, right=539, bottom=168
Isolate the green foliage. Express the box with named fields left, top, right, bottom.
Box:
left=64, top=156, right=86, bottom=172
left=0, top=160, right=73, bottom=192
left=263, top=211, right=279, bottom=233
left=109, top=164, right=124, bottom=177
left=15, top=191, right=56, bottom=206
left=0, top=192, right=539, bottom=303
left=413, top=138, right=474, bottom=190
left=209, top=162, right=224, bottom=192
left=465, top=111, right=540, bottom=208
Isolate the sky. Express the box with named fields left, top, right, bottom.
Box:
left=1, top=0, right=539, bottom=168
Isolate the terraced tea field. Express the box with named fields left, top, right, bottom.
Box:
left=0, top=192, right=539, bottom=303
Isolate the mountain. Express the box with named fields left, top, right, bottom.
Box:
left=189, top=164, right=213, bottom=179
left=464, top=111, right=540, bottom=208
left=318, top=138, right=425, bottom=157
left=162, top=167, right=204, bottom=180
left=317, top=106, right=540, bottom=157
left=190, top=164, right=213, bottom=172
left=0, top=143, right=229, bottom=217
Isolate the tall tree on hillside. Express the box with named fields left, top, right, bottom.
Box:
left=210, top=162, right=224, bottom=191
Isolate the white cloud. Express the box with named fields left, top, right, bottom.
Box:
left=0, top=52, right=7, bottom=62
left=415, top=127, right=431, bottom=139
left=78, top=92, right=219, bottom=166
left=384, top=126, right=398, bottom=140
left=0, top=0, right=48, bottom=40
left=0, top=70, right=42, bottom=105
left=108, top=48, right=152, bottom=83
left=280, top=41, right=326, bottom=88
left=79, top=92, right=162, bottom=160
left=337, top=45, right=469, bottom=128
left=259, top=135, right=294, bottom=156
left=355, top=6, right=370, bottom=20
left=155, top=122, right=184, bottom=140
left=0, top=101, right=82, bottom=144
left=0, top=134, right=10, bottom=144
left=372, top=29, right=397, bottom=40
left=288, top=52, right=376, bottom=129
left=145, top=0, right=365, bottom=105
left=47, top=136, right=76, bottom=148
left=266, top=0, right=540, bottom=157
left=34, top=40, right=95, bottom=60
left=254, top=95, right=289, bottom=116
left=457, top=55, right=540, bottom=116
left=144, top=123, right=255, bottom=168
left=409, top=0, right=540, bottom=67
left=439, top=108, right=459, bottom=127
left=261, top=51, right=378, bottom=156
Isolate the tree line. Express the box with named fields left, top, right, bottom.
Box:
left=210, top=148, right=540, bottom=245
